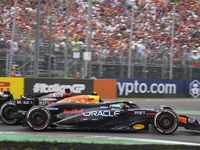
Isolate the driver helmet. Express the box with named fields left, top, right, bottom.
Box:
left=91, top=91, right=98, bottom=95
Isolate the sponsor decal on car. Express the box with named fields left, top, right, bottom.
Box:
left=48, top=93, right=64, bottom=98
left=83, top=110, right=120, bottom=117
left=133, top=124, right=145, bottom=129
left=17, top=110, right=27, bottom=115
left=134, top=110, right=145, bottom=115
left=16, top=100, right=34, bottom=105
left=188, top=117, right=196, bottom=123
left=63, top=109, right=84, bottom=114
left=41, top=98, right=57, bottom=101
left=47, top=108, right=59, bottom=110
left=100, top=106, right=108, bottom=108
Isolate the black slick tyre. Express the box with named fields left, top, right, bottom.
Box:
left=154, top=109, right=178, bottom=134
left=0, top=102, right=21, bottom=125
left=26, top=106, right=51, bottom=131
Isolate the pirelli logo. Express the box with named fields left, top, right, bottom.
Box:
left=0, top=82, right=10, bottom=92
left=0, top=78, right=24, bottom=99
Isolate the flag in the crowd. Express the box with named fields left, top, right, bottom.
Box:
left=191, top=55, right=200, bottom=66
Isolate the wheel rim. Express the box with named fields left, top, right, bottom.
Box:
left=29, top=110, right=48, bottom=128
left=157, top=113, right=175, bottom=130
left=8, top=110, right=14, bottom=117
left=4, top=107, right=16, bottom=120
left=163, top=119, right=169, bottom=125
left=36, top=116, right=42, bottom=122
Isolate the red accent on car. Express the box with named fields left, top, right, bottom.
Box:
left=146, top=113, right=156, bottom=115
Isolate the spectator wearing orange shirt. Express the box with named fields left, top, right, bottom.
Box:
left=11, top=64, right=22, bottom=77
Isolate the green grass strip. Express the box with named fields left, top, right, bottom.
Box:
left=0, top=133, right=199, bottom=146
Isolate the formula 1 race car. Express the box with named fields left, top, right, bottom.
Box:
left=17, top=95, right=179, bottom=134
left=15, top=92, right=103, bottom=121
left=0, top=89, right=72, bottom=125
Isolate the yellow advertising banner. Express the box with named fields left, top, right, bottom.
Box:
left=0, top=78, right=24, bottom=99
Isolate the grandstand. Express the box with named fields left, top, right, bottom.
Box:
left=0, top=0, right=200, bottom=79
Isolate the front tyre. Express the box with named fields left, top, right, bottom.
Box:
left=0, top=102, right=21, bottom=125
left=26, top=106, right=51, bottom=131
left=154, top=109, right=178, bottom=134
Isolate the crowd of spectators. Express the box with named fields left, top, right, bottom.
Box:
left=1, top=0, right=200, bottom=65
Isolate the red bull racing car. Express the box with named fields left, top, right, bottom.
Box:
left=14, top=93, right=180, bottom=134
left=1, top=91, right=200, bottom=134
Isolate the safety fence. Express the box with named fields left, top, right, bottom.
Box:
left=0, top=42, right=198, bottom=79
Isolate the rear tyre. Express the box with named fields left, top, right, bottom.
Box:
left=0, top=102, right=21, bottom=125
left=154, top=109, right=178, bottom=134
left=26, top=106, right=51, bottom=131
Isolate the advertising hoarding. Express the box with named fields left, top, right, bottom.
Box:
left=93, top=79, right=117, bottom=99
left=94, top=77, right=199, bottom=98
left=24, top=78, right=93, bottom=96
left=0, top=78, right=24, bottom=99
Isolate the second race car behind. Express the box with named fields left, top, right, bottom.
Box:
left=0, top=89, right=72, bottom=125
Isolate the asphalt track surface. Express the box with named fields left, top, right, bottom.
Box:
left=1, top=99, right=200, bottom=145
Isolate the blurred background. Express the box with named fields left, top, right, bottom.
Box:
left=0, top=0, right=200, bottom=79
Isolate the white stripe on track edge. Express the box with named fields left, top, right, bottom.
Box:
left=1, top=131, right=200, bottom=146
